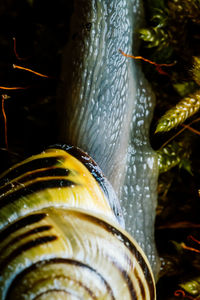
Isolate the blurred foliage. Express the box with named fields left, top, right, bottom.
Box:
left=139, top=7, right=173, bottom=60
left=180, top=276, right=200, bottom=296
left=140, top=0, right=200, bottom=299
left=168, top=0, right=200, bottom=25
left=173, top=82, right=197, bottom=98
left=157, top=140, right=192, bottom=174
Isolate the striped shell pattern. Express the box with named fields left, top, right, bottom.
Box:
left=0, top=145, right=156, bottom=299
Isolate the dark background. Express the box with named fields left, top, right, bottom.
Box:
left=0, top=1, right=200, bottom=299
left=0, top=0, right=73, bottom=169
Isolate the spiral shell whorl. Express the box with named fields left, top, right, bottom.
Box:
left=0, top=147, right=155, bottom=299
left=0, top=146, right=123, bottom=230
left=1, top=208, right=155, bottom=300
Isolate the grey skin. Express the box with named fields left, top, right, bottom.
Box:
left=58, top=0, right=159, bottom=276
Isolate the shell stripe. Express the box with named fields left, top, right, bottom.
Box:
left=0, top=147, right=123, bottom=226
left=0, top=207, right=156, bottom=299
left=1, top=212, right=150, bottom=299
left=0, top=213, right=46, bottom=242
left=134, top=268, right=145, bottom=299
left=0, top=147, right=156, bottom=299
left=5, top=258, right=115, bottom=300
left=0, top=225, right=52, bottom=258
left=1, top=211, right=143, bottom=299
left=108, top=224, right=155, bottom=299
left=54, top=145, right=104, bottom=179
left=109, top=256, right=137, bottom=299
left=51, top=145, right=113, bottom=200
left=0, top=235, right=57, bottom=271
left=33, top=275, right=98, bottom=299
left=8, top=276, right=97, bottom=300
left=0, top=179, right=76, bottom=210
left=71, top=211, right=155, bottom=300
left=49, top=145, right=124, bottom=226
left=0, top=168, right=70, bottom=195
left=33, top=289, right=81, bottom=300
left=0, top=156, right=63, bottom=186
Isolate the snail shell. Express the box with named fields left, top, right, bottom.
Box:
left=0, top=145, right=155, bottom=299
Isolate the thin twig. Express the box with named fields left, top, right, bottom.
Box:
left=1, top=95, right=9, bottom=149
left=119, top=49, right=176, bottom=75
left=13, top=64, right=51, bottom=78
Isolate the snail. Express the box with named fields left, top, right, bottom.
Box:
left=58, top=0, right=159, bottom=275
left=0, top=145, right=156, bottom=299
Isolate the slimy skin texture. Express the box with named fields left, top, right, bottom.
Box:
left=59, top=0, right=159, bottom=275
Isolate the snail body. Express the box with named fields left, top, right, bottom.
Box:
left=0, top=146, right=155, bottom=299
left=59, top=0, right=159, bottom=274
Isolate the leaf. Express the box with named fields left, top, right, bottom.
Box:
left=180, top=277, right=200, bottom=296
left=179, top=158, right=193, bottom=175
left=156, top=90, right=200, bottom=132
left=171, top=240, right=185, bottom=254
left=173, top=82, right=197, bottom=98
left=157, top=141, right=191, bottom=174
left=139, top=27, right=169, bottom=50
